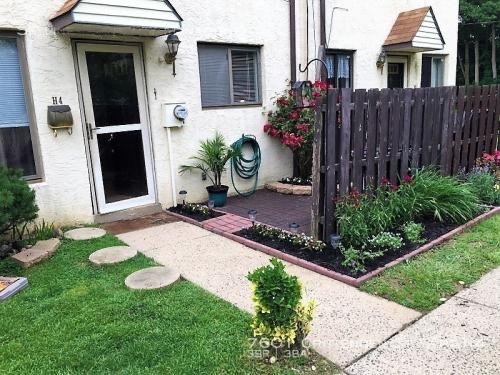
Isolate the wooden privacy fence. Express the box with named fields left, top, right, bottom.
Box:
left=311, top=85, right=500, bottom=240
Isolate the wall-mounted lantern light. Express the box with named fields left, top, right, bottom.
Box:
left=165, top=33, right=181, bottom=77
left=376, top=51, right=386, bottom=71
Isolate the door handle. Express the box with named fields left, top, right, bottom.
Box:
left=86, top=123, right=100, bottom=140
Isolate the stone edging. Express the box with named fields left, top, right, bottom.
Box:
left=265, top=182, right=312, bottom=196
left=167, top=207, right=500, bottom=287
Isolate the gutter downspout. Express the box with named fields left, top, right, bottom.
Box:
left=289, top=0, right=297, bottom=83
left=166, top=127, right=177, bottom=207
left=319, top=0, right=326, bottom=47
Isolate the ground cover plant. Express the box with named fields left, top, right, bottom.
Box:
left=168, top=202, right=225, bottom=222
left=361, top=215, right=500, bottom=311
left=0, top=234, right=338, bottom=374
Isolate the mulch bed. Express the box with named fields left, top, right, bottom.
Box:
left=168, top=205, right=225, bottom=222
left=234, top=219, right=460, bottom=278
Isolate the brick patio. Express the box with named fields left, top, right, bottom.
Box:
left=217, top=189, right=312, bottom=235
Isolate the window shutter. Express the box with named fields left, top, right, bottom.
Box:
left=198, top=45, right=230, bottom=107
left=0, top=37, right=29, bottom=128
left=231, top=50, right=258, bottom=103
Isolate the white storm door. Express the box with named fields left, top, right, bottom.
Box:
left=77, top=43, right=155, bottom=214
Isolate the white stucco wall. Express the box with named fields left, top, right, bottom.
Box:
left=297, top=0, right=459, bottom=88
left=0, top=0, right=293, bottom=224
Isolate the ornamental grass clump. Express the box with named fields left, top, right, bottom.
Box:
left=247, top=259, right=315, bottom=357
left=464, top=169, right=500, bottom=206
left=407, top=169, right=480, bottom=223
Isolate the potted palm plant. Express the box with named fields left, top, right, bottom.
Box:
left=179, top=132, right=240, bottom=207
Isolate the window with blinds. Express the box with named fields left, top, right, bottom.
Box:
left=0, top=33, right=38, bottom=178
left=198, top=44, right=261, bottom=107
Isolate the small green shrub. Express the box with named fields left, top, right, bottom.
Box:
left=340, top=245, right=385, bottom=274
left=369, top=232, right=403, bottom=251
left=0, top=167, right=39, bottom=243
left=401, top=221, right=425, bottom=244
left=247, top=259, right=315, bottom=353
left=407, top=169, right=480, bottom=223
left=465, top=170, right=500, bottom=206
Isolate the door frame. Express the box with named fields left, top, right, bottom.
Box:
left=73, top=40, right=157, bottom=215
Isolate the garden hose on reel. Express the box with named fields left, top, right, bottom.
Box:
left=230, top=135, right=261, bottom=197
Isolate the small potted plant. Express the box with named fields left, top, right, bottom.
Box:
left=179, top=132, right=240, bottom=207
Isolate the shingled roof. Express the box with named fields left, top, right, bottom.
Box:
left=383, top=6, right=444, bottom=51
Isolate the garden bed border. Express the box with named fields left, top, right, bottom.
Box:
left=167, top=207, right=500, bottom=287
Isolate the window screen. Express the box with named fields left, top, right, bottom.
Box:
left=198, top=44, right=260, bottom=107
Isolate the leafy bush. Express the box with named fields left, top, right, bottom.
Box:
left=340, top=245, right=384, bottom=274
left=464, top=170, right=500, bottom=206
left=369, top=232, right=403, bottom=251
left=251, top=224, right=326, bottom=251
left=407, top=169, right=480, bottom=223
left=401, top=221, right=425, bottom=244
left=247, top=259, right=315, bottom=353
left=0, top=167, right=39, bottom=243
left=336, top=182, right=410, bottom=249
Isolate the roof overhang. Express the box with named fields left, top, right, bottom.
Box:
left=383, top=6, right=445, bottom=53
left=50, top=0, right=182, bottom=37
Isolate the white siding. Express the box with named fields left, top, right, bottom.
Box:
left=413, top=11, right=444, bottom=50
left=72, top=0, right=181, bottom=29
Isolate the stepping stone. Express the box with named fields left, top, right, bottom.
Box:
left=64, top=227, right=106, bottom=240
left=89, top=246, right=137, bottom=265
left=11, top=238, right=61, bottom=268
left=125, top=266, right=181, bottom=290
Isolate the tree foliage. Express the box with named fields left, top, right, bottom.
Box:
left=457, top=0, right=500, bottom=85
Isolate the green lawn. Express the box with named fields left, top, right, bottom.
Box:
left=0, top=235, right=337, bottom=374
left=361, top=215, right=500, bottom=312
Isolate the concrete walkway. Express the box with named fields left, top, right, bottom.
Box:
left=346, top=267, right=500, bottom=375
left=118, top=221, right=420, bottom=367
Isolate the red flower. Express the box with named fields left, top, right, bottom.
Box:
left=277, top=97, right=289, bottom=106
left=289, top=111, right=300, bottom=120
left=381, top=177, right=390, bottom=185
left=263, top=123, right=272, bottom=133
left=313, top=81, right=328, bottom=90
left=403, top=175, right=413, bottom=184
left=282, top=132, right=304, bottom=150
left=296, top=123, right=310, bottom=133
left=269, top=128, right=280, bottom=137
left=390, top=184, right=399, bottom=191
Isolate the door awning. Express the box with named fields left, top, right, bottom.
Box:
left=50, top=0, right=182, bottom=37
left=383, top=6, right=444, bottom=53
